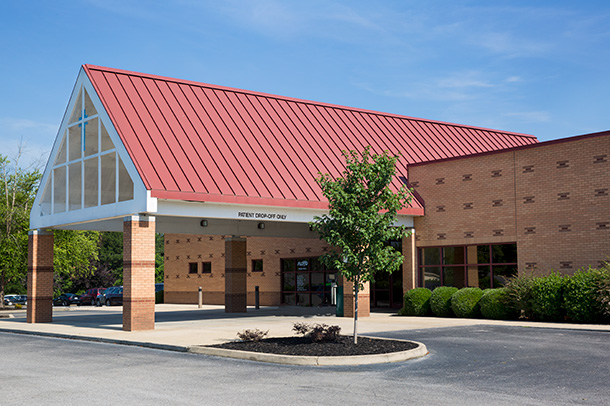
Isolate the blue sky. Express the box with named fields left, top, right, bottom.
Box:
left=1, top=0, right=609, bottom=166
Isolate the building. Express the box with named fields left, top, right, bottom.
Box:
left=27, top=65, right=609, bottom=330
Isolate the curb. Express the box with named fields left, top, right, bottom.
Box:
left=188, top=339, right=428, bottom=366
left=0, top=328, right=188, bottom=353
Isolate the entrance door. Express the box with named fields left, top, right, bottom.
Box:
left=371, top=269, right=403, bottom=309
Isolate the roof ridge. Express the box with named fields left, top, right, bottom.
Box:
left=83, top=64, right=536, bottom=139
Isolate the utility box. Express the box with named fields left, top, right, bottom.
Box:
left=335, top=285, right=344, bottom=317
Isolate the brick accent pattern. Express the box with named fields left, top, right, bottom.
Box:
left=409, top=133, right=610, bottom=277
left=27, top=231, right=54, bottom=323
left=123, top=216, right=156, bottom=331
left=225, top=237, right=247, bottom=313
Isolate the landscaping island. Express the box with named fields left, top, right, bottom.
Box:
left=209, top=336, right=418, bottom=357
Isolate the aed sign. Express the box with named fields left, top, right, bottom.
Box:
left=237, top=212, right=288, bottom=220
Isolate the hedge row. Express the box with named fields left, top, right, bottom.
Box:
left=399, top=267, right=610, bottom=323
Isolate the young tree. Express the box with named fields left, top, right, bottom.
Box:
left=0, top=150, right=41, bottom=306
left=311, top=147, right=412, bottom=344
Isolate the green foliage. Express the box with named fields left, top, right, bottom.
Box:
left=451, top=287, right=483, bottom=318
left=504, top=272, right=536, bottom=319
left=480, top=288, right=516, bottom=320
left=563, top=268, right=609, bottom=323
left=530, top=273, right=565, bottom=321
left=311, top=147, right=412, bottom=342
left=155, top=233, right=165, bottom=283
left=0, top=152, right=41, bottom=306
left=97, top=232, right=124, bottom=285
left=430, top=286, right=458, bottom=317
left=53, top=230, right=100, bottom=295
left=312, top=147, right=412, bottom=290
left=400, top=288, right=432, bottom=316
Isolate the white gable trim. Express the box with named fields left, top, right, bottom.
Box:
left=30, top=68, right=149, bottom=230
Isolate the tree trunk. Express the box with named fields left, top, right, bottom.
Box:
left=353, top=281, right=359, bottom=345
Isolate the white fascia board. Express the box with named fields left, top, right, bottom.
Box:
left=154, top=199, right=414, bottom=227
left=30, top=198, right=148, bottom=230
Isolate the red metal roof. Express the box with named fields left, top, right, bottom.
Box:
left=84, top=65, right=538, bottom=215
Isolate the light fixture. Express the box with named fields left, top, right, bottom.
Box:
left=258, top=222, right=265, bottom=229
left=200, top=219, right=208, bottom=227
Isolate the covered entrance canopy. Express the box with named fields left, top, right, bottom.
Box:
left=28, top=65, right=535, bottom=330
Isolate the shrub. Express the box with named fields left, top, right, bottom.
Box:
left=237, top=329, right=268, bottom=342
left=451, top=287, right=483, bottom=318
left=400, top=288, right=432, bottom=316
left=563, top=268, right=609, bottom=323
left=430, top=286, right=458, bottom=317
left=480, top=288, right=516, bottom=320
left=504, top=273, right=536, bottom=319
left=530, top=273, right=565, bottom=321
left=293, top=322, right=341, bottom=342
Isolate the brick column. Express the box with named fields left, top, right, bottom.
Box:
left=225, top=236, right=247, bottom=313
left=123, top=215, right=156, bottom=331
left=27, top=230, right=54, bottom=323
left=402, top=229, right=417, bottom=292
left=342, top=277, right=370, bottom=318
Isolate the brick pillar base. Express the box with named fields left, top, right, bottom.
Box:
left=225, top=237, right=247, bottom=313
left=123, top=216, right=156, bottom=331
left=342, top=277, right=370, bottom=318
left=27, top=230, right=54, bottom=323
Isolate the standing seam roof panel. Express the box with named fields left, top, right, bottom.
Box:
left=133, top=77, right=205, bottom=192
left=159, top=80, right=219, bottom=194
left=84, top=65, right=537, bottom=210
left=115, top=73, right=189, bottom=192
left=210, top=89, right=274, bottom=199
left=171, top=84, right=233, bottom=195
left=260, top=97, right=322, bottom=200
left=190, top=86, right=249, bottom=196
left=243, top=94, right=310, bottom=201
left=96, top=71, right=172, bottom=190
left=220, top=91, right=284, bottom=199
left=286, top=102, right=344, bottom=180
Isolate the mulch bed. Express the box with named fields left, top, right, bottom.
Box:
left=209, top=336, right=418, bottom=357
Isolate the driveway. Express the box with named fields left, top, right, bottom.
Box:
left=1, top=325, right=608, bottom=405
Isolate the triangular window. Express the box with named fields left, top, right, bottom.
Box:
left=40, top=85, right=136, bottom=215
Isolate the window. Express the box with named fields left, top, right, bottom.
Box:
left=201, top=262, right=212, bottom=274
left=42, top=86, right=134, bottom=215
left=252, top=259, right=263, bottom=272
left=188, top=262, right=198, bottom=274
left=418, top=244, right=517, bottom=289
left=281, top=257, right=336, bottom=306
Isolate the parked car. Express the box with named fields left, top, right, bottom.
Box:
left=104, top=286, right=123, bottom=306
left=14, top=295, right=27, bottom=305
left=95, top=288, right=109, bottom=306
left=53, top=293, right=81, bottom=306
left=3, top=295, right=19, bottom=306
left=80, top=288, right=106, bottom=306
left=96, top=287, right=123, bottom=306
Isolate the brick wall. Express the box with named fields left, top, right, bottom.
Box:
left=409, top=132, right=610, bottom=281
left=164, top=234, right=330, bottom=306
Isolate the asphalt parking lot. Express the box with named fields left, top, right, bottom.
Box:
left=1, top=324, right=608, bottom=405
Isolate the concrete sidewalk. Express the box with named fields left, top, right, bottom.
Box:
left=1, top=304, right=609, bottom=351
